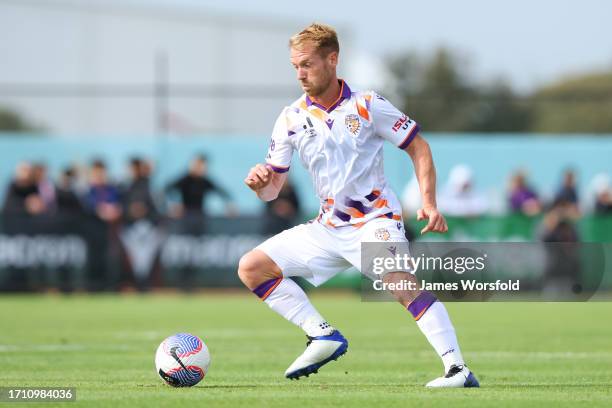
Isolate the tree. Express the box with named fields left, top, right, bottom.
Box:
left=386, top=48, right=531, bottom=132
left=0, top=107, right=41, bottom=132
left=470, top=81, right=532, bottom=132
left=530, top=72, right=612, bottom=133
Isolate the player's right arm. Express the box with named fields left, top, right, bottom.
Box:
left=244, top=164, right=287, bottom=201
left=245, top=109, right=294, bottom=202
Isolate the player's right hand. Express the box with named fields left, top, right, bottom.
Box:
left=245, top=163, right=272, bottom=191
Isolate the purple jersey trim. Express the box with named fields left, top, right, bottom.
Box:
left=305, top=80, right=352, bottom=113
left=267, top=163, right=290, bottom=173
left=398, top=124, right=421, bottom=150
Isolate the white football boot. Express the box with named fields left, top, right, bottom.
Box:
left=284, top=330, right=348, bottom=380
left=426, top=364, right=480, bottom=388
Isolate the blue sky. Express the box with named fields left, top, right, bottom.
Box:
left=130, top=0, right=612, bottom=93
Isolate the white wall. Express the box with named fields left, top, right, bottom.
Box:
left=0, top=0, right=341, bottom=135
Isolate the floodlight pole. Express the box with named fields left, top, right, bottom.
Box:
left=155, top=51, right=169, bottom=135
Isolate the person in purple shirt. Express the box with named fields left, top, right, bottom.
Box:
left=508, top=171, right=542, bottom=215
left=85, top=159, right=122, bottom=223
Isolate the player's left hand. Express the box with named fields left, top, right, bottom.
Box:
left=416, top=207, right=448, bottom=234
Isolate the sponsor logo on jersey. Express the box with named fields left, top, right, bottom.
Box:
left=304, top=117, right=317, bottom=138
left=392, top=115, right=411, bottom=133
left=345, top=113, right=361, bottom=136
left=375, top=228, right=391, bottom=241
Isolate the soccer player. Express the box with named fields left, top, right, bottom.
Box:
left=238, top=23, right=479, bottom=388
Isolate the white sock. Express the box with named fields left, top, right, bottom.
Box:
left=255, top=278, right=334, bottom=337
left=415, top=301, right=465, bottom=372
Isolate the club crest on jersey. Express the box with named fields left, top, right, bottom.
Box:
left=345, top=114, right=361, bottom=136
left=375, top=228, right=391, bottom=241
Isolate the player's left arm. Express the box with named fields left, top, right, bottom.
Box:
left=404, top=134, right=448, bottom=234
left=370, top=92, right=448, bottom=235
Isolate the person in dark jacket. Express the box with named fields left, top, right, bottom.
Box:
left=263, top=178, right=301, bottom=234
left=122, top=157, right=159, bottom=224
left=56, top=166, right=84, bottom=215
left=166, top=154, right=234, bottom=218
left=2, top=162, right=44, bottom=216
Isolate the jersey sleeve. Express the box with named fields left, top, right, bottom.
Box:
left=265, top=109, right=294, bottom=173
left=371, top=93, right=421, bottom=149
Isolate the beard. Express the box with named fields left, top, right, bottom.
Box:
left=302, top=72, right=333, bottom=98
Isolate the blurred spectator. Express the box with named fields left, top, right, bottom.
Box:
left=2, top=162, right=44, bottom=215
left=589, top=173, right=612, bottom=214
left=539, top=198, right=581, bottom=296
left=119, top=158, right=163, bottom=292
left=32, top=162, right=56, bottom=213
left=263, top=179, right=301, bottom=234
left=438, top=164, right=489, bottom=217
left=141, top=159, right=154, bottom=180
left=539, top=200, right=580, bottom=242
left=85, top=159, right=122, bottom=222
left=56, top=166, right=84, bottom=214
left=554, top=168, right=579, bottom=206
left=595, top=193, right=612, bottom=214
left=166, top=154, right=235, bottom=218
left=122, top=157, right=159, bottom=224
left=508, top=171, right=542, bottom=215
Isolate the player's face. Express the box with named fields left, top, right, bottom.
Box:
left=290, top=43, right=337, bottom=98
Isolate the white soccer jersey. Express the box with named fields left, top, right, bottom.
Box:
left=265, top=80, right=420, bottom=228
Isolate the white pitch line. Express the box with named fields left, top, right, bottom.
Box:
left=0, top=344, right=132, bottom=352
left=457, top=351, right=612, bottom=359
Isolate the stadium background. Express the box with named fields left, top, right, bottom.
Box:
left=1, top=0, right=610, bottom=293
left=0, top=2, right=611, bottom=406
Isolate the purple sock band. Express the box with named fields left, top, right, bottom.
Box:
left=407, top=291, right=437, bottom=320
left=252, top=278, right=282, bottom=300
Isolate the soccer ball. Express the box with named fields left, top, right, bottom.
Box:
left=155, top=333, right=210, bottom=387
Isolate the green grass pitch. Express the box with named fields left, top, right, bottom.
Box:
left=1, top=293, right=611, bottom=407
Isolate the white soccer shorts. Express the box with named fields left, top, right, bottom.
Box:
left=256, top=217, right=411, bottom=286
